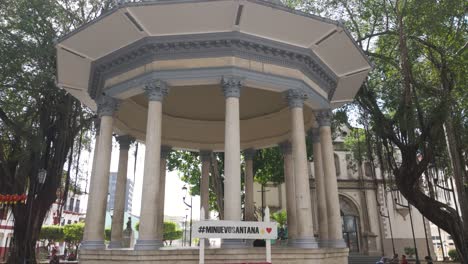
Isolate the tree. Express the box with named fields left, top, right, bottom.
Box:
left=286, top=0, right=467, bottom=261
left=39, top=226, right=64, bottom=243
left=63, top=223, right=84, bottom=255
left=270, top=210, right=287, bottom=228
left=0, top=1, right=116, bottom=262
left=163, top=221, right=183, bottom=245
left=135, top=221, right=183, bottom=246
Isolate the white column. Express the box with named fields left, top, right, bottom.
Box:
left=243, top=149, right=255, bottom=221
left=200, top=150, right=211, bottom=220
left=309, top=127, right=329, bottom=244
left=135, top=79, right=169, bottom=250
left=157, top=145, right=172, bottom=242
left=221, top=76, right=244, bottom=248
left=279, top=141, right=297, bottom=240
left=316, top=110, right=346, bottom=248
left=221, top=77, right=242, bottom=221
left=286, top=89, right=317, bottom=248
left=109, top=135, right=134, bottom=248
left=82, top=96, right=119, bottom=250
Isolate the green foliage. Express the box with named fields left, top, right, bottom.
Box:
left=163, top=221, right=183, bottom=242
left=343, top=129, right=368, bottom=164
left=134, top=221, right=183, bottom=244
left=448, top=249, right=459, bottom=261
left=253, top=147, right=284, bottom=185
left=63, top=223, right=84, bottom=244
left=39, top=226, right=64, bottom=242
left=270, top=210, right=287, bottom=228
left=104, top=228, right=111, bottom=241
left=404, top=247, right=415, bottom=256
left=167, top=151, right=203, bottom=196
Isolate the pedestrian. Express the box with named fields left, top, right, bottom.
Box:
left=424, top=256, right=433, bottom=264
left=400, top=255, right=408, bottom=264
left=390, top=254, right=399, bottom=264
left=50, top=248, right=60, bottom=264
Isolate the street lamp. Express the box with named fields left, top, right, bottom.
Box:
left=394, top=198, right=420, bottom=264
left=24, top=169, right=47, bottom=264
left=182, top=185, right=193, bottom=247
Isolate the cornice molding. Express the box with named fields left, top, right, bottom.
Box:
left=89, top=32, right=337, bottom=101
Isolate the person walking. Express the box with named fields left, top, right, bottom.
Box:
left=400, top=255, right=408, bottom=264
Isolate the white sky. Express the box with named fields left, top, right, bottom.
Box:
left=84, top=138, right=201, bottom=220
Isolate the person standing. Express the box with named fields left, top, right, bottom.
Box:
left=401, top=255, right=408, bottom=264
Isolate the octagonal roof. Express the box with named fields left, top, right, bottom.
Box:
left=55, top=0, right=371, bottom=150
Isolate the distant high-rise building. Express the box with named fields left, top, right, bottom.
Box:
left=107, top=172, right=134, bottom=213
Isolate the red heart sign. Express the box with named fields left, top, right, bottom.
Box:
left=266, top=228, right=272, bottom=233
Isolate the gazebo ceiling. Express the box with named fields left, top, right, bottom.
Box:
left=55, top=0, right=371, bottom=150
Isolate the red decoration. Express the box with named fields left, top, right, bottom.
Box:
left=0, top=193, right=27, bottom=205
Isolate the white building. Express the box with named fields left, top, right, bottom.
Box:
left=107, top=172, right=134, bottom=213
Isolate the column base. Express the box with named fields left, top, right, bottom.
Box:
left=320, top=239, right=347, bottom=248
left=221, top=239, right=248, bottom=248
left=288, top=237, right=319, bottom=248
left=134, top=239, right=164, bottom=250
left=81, top=240, right=106, bottom=250
left=108, top=240, right=123, bottom=248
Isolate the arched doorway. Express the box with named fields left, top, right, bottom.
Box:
left=340, top=196, right=360, bottom=253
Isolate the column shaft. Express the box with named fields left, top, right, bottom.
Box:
left=135, top=79, right=168, bottom=250
left=280, top=142, right=297, bottom=239
left=82, top=116, right=114, bottom=249
left=136, top=100, right=163, bottom=249
left=311, top=128, right=329, bottom=242
left=286, top=89, right=317, bottom=248
left=224, top=96, right=241, bottom=220
left=291, top=108, right=314, bottom=237
left=109, top=136, right=133, bottom=248
left=157, top=146, right=171, bottom=241
left=317, top=111, right=345, bottom=248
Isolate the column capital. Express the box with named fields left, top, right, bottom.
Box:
left=279, top=141, right=292, bottom=155
left=286, top=89, right=307, bottom=108
left=97, top=96, right=119, bottom=117
left=243, top=148, right=256, bottom=160
left=199, top=150, right=212, bottom=162
left=144, top=79, right=169, bottom=101
left=161, top=145, right=172, bottom=159
left=116, top=135, right=135, bottom=150
left=308, top=128, right=321, bottom=143
left=316, top=110, right=332, bottom=127
left=221, top=76, right=243, bottom=98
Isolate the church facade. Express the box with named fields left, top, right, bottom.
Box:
left=253, top=127, right=435, bottom=258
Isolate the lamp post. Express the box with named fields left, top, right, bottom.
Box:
left=24, top=169, right=47, bottom=264
left=182, top=185, right=193, bottom=247
left=394, top=198, right=420, bottom=264
left=183, top=214, right=188, bottom=247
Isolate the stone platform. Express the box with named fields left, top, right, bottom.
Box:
left=80, top=247, right=349, bottom=264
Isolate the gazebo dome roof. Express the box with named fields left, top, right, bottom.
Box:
left=56, top=0, right=371, bottom=151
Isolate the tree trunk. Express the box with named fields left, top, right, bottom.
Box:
left=210, top=153, right=224, bottom=220
left=395, top=151, right=468, bottom=263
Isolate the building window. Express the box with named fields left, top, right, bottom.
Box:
left=364, top=162, right=372, bottom=177
left=75, top=199, right=80, bottom=213
left=68, top=198, right=74, bottom=211
left=334, top=153, right=341, bottom=176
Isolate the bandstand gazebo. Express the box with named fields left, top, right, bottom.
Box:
left=55, top=0, right=371, bottom=263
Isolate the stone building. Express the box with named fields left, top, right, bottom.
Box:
left=254, top=126, right=435, bottom=258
